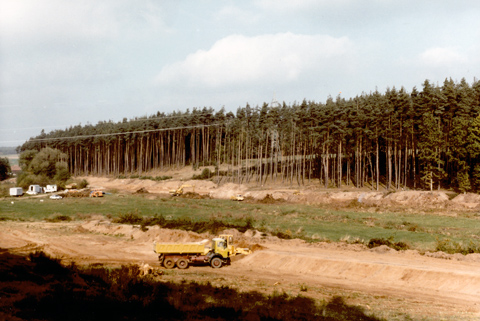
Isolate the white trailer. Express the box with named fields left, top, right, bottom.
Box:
left=10, top=187, right=23, bottom=197
left=26, top=185, right=43, bottom=195
left=45, top=185, right=57, bottom=193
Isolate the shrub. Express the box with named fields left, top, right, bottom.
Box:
left=77, top=179, right=89, bottom=189
left=115, top=211, right=143, bottom=225
left=124, top=214, right=256, bottom=235
left=367, top=237, right=409, bottom=251
left=2, top=251, right=385, bottom=321
left=192, top=168, right=213, bottom=180
left=435, top=237, right=480, bottom=254
left=0, top=184, right=12, bottom=197
left=137, top=175, right=172, bottom=181
left=45, top=214, right=72, bottom=222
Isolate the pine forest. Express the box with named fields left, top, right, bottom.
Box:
left=19, top=78, right=480, bottom=192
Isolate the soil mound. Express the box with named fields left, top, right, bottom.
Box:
left=384, top=191, right=449, bottom=205
left=451, top=193, right=480, bottom=208
left=135, top=187, right=149, bottom=194
left=62, top=190, right=90, bottom=198
left=258, top=194, right=284, bottom=204
left=178, top=192, right=210, bottom=199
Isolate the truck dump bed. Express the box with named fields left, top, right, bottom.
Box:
left=154, top=242, right=207, bottom=254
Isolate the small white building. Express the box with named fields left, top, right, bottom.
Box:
left=10, top=187, right=23, bottom=196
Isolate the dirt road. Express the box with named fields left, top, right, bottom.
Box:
left=4, top=175, right=480, bottom=319
left=1, top=217, right=479, bottom=320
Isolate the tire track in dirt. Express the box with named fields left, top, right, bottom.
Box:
left=2, top=216, right=480, bottom=319
left=231, top=246, right=480, bottom=305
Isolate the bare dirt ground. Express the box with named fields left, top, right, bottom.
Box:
left=3, top=174, right=480, bottom=320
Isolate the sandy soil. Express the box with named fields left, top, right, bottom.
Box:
left=83, top=175, right=480, bottom=212
left=2, top=175, right=480, bottom=320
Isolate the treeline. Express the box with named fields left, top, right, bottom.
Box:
left=20, top=77, right=480, bottom=191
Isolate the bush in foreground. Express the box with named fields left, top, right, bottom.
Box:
left=0, top=250, right=385, bottom=321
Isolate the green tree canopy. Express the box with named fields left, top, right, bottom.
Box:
left=17, top=147, right=70, bottom=188
left=0, top=157, right=11, bottom=181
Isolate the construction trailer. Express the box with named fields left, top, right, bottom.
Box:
left=26, top=185, right=43, bottom=195
left=9, top=187, right=23, bottom=197
left=45, top=185, right=57, bottom=193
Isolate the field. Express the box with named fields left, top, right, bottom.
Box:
left=2, top=175, right=480, bottom=320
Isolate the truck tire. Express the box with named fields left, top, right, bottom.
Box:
left=176, top=258, right=188, bottom=269
left=210, top=257, right=222, bottom=268
left=164, top=258, right=175, bottom=269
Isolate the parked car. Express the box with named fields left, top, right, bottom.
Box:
left=50, top=194, right=63, bottom=200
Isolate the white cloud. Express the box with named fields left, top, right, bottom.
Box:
left=0, top=0, right=118, bottom=45
left=0, top=0, right=169, bottom=46
left=156, top=33, right=354, bottom=89
left=419, top=47, right=467, bottom=66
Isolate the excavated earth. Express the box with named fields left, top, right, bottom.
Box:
left=2, top=174, right=480, bottom=320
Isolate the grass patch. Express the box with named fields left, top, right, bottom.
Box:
left=118, top=174, right=172, bottom=181
left=435, top=237, right=480, bottom=254
left=2, top=195, right=480, bottom=254
left=115, top=211, right=255, bottom=234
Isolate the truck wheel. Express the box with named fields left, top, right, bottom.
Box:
left=164, top=258, right=175, bottom=269
left=210, top=257, right=222, bottom=268
left=177, top=258, right=188, bottom=269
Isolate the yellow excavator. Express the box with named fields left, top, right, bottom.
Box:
left=169, top=184, right=195, bottom=196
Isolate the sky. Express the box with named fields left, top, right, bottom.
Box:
left=1, top=0, right=479, bottom=148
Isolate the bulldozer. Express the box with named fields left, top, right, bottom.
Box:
left=89, top=190, right=104, bottom=197
left=230, top=194, right=244, bottom=201
left=169, top=184, right=195, bottom=196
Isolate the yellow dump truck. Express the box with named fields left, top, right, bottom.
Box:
left=154, top=234, right=251, bottom=269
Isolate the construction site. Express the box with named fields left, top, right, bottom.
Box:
left=2, top=172, right=480, bottom=320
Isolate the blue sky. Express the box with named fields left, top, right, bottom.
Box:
left=1, top=0, right=479, bottom=147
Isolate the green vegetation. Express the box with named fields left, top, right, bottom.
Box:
left=19, top=78, right=480, bottom=193
left=115, top=210, right=254, bottom=234
left=0, top=157, right=11, bottom=181
left=367, top=237, right=409, bottom=251
left=124, top=174, right=173, bottom=181
left=0, top=251, right=384, bottom=320
left=16, top=147, right=70, bottom=189
left=2, top=195, right=480, bottom=254
left=192, top=168, right=214, bottom=180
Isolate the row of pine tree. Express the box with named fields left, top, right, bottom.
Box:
left=20, top=77, right=480, bottom=191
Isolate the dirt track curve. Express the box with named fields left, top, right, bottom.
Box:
left=3, top=175, right=480, bottom=319
left=1, top=218, right=480, bottom=320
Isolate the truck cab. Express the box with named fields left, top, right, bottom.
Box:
left=211, top=238, right=229, bottom=259
left=218, top=234, right=252, bottom=256
left=206, top=238, right=231, bottom=268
